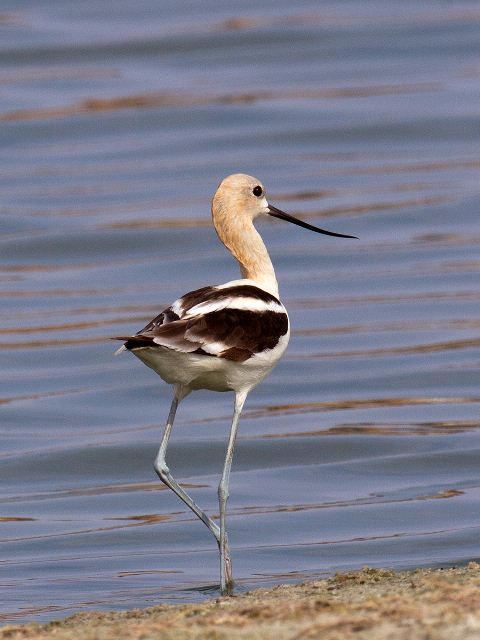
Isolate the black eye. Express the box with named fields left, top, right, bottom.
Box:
left=253, top=185, right=263, bottom=197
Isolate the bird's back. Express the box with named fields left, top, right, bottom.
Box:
left=117, top=280, right=290, bottom=392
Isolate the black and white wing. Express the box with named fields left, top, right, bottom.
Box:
left=116, top=284, right=288, bottom=363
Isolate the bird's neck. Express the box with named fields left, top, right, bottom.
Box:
left=215, top=217, right=279, bottom=299
left=237, top=228, right=279, bottom=298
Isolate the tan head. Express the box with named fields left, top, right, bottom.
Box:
left=211, top=173, right=357, bottom=296
left=212, top=172, right=357, bottom=239
left=212, top=173, right=269, bottom=227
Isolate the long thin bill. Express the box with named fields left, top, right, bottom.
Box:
left=268, top=204, right=358, bottom=239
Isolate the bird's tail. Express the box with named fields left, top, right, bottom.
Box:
left=112, top=336, right=131, bottom=355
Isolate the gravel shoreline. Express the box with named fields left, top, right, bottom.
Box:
left=2, top=564, right=480, bottom=639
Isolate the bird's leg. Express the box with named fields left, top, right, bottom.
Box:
left=154, top=385, right=220, bottom=542
left=218, top=390, right=247, bottom=596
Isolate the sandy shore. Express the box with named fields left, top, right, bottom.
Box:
left=2, top=564, right=480, bottom=639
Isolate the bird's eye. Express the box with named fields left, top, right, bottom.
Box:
left=253, top=185, right=263, bottom=197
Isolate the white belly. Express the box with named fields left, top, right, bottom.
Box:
left=132, top=329, right=290, bottom=394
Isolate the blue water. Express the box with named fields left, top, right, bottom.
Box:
left=1, top=0, right=480, bottom=625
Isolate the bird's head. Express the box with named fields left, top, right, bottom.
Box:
left=212, top=173, right=358, bottom=238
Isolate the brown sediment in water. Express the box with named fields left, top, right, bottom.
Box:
left=1, top=565, right=480, bottom=639
left=0, top=83, right=441, bottom=122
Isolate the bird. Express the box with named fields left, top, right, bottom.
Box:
left=115, top=173, right=357, bottom=595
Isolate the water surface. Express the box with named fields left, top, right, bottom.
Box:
left=1, top=0, right=480, bottom=625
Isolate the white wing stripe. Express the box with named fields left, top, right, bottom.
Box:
left=200, top=340, right=229, bottom=355
left=185, top=296, right=283, bottom=317
left=171, top=299, right=184, bottom=316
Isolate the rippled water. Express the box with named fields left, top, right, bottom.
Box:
left=1, top=0, right=480, bottom=625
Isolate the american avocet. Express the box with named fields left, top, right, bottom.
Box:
left=115, top=173, right=356, bottom=595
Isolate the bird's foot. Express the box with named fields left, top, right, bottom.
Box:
left=219, top=540, right=234, bottom=596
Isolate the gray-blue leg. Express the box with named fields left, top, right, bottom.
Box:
left=218, top=390, right=248, bottom=595
left=154, top=385, right=221, bottom=542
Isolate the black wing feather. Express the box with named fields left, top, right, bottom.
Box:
left=115, top=284, right=288, bottom=362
